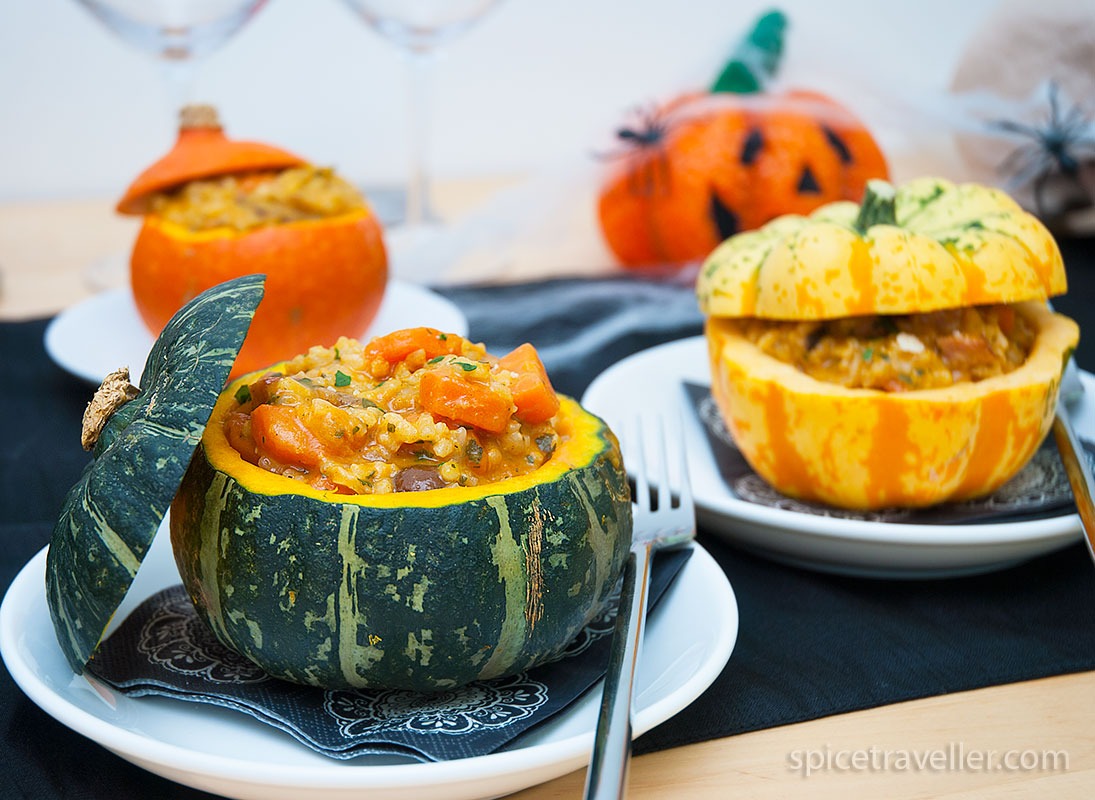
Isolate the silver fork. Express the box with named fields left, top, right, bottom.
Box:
left=583, top=416, right=697, bottom=800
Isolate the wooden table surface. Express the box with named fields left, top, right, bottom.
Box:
left=2, top=190, right=1093, bottom=799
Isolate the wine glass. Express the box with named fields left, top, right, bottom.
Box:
left=73, top=0, right=270, bottom=118
left=339, top=0, right=505, bottom=230
left=72, top=0, right=270, bottom=289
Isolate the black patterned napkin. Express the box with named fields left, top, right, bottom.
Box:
left=684, top=381, right=1092, bottom=524
left=85, top=549, right=691, bottom=762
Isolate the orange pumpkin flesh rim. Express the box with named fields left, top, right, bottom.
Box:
left=130, top=208, right=388, bottom=378
left=705, top=302, right=1079, bottom=511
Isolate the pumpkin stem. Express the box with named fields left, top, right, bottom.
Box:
left=710, top=9, right=787, bottom=95
left=854, top=179, right=898, bottom=233
left=82, top=367, right=139, bottom=451
left=178, top=104, right=222, bottom=131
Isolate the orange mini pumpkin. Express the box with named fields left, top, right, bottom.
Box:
left=119, top=105, right=388, bottom=377
left=597, top=11, right=889, bottom=268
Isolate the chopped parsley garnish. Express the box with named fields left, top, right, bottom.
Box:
left=465, top=439, right=483, bottom=466
left=428, top=355, right=445, bottom=364
left=862, top=347, right=873, bottom=362
left=335, top=370, right=352, bottom=387
left=234, top=385, right=251, bottom=404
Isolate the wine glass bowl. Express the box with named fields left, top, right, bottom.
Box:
left=73, top=0, right=269, bottom=111
left=342, top=0, right=501, bottom=53
left=74, top=0, right=269, bottom=61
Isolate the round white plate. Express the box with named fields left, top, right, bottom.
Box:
left=0, top=528, right=736, bottom=800
left=44, top=281, right=469, bottom=386
left=582, top=336, right=1085, bottom=579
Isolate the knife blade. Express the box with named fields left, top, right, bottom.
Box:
left=1052, top=401, right=1095, bottom=567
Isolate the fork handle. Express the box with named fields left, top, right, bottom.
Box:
left=583, top=542, right=654, bottom=800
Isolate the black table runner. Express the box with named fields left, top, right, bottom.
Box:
left=3, top=238, right=1095, bottom=797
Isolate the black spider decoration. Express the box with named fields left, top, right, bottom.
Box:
left=597, top=103, right=676, bottom=198
left=990, top=81, right=1095, bottom=219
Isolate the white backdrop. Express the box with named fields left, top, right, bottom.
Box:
left=0, top=0, right=1002, bottom=202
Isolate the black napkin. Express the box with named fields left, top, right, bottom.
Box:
left=85, top=551, right=691, bottom=762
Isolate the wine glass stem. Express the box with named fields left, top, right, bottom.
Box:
left=404, top=49, right=437, bottom=227
left=160, top=59, right=196, bottom=118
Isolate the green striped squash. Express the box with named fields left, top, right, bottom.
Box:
left=170, top=384, right=632, bottom=691
left=47, top=275, right=265, bottom=673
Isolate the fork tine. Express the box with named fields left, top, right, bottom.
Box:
left=676, top=411, right=694, bottom=516
left=631, top=418, right=650, bottom=513
left=653, top=417, right=672, bottom=512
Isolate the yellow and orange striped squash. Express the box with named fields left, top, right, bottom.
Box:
left=697, top=177, right=1079, bottom=510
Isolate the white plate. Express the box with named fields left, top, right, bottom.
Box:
left=44, top=281, right=469, bottom=386
left=582, top=336, right=1085, bottom=579
left=0, top=527, right=736, bottom=800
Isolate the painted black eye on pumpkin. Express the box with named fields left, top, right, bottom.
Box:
left=710, top=194, right=740, bottom=239
left=740, top=128, right=764, bottom=165
left=821, top=125, right=854, bottom=164
left=797, top=166, right=821, bottom=194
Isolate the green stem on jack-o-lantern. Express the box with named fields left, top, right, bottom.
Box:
left=854, top=179, right=898, bottom=233
left=709, top=9, right=788, bottom=95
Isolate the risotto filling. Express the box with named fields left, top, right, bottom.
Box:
left=223, top=328, right=562, bottom=495
left=148, top=166, right=366, bottom=232
left=738, top=304, right=1036, bottom=392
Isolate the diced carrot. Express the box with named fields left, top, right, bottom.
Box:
left=223, top=411, right=259, bottom=464
left=510, top=372, right=560, bottom=423
left=250, top=404, right=325, bottom=469
left=419, top=369, right=512, bottom=433
left=498, top=343, right=559, bottom=423
left=364, top=328, right=464, bottom=365
left=315, top=403, right=370, bottom=456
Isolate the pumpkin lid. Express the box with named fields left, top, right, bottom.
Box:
left=46, top=275, right=265, bottom=674
left=116, top=105, right=307, bottom=215
left=696, top=177, right=1068, bottom=320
